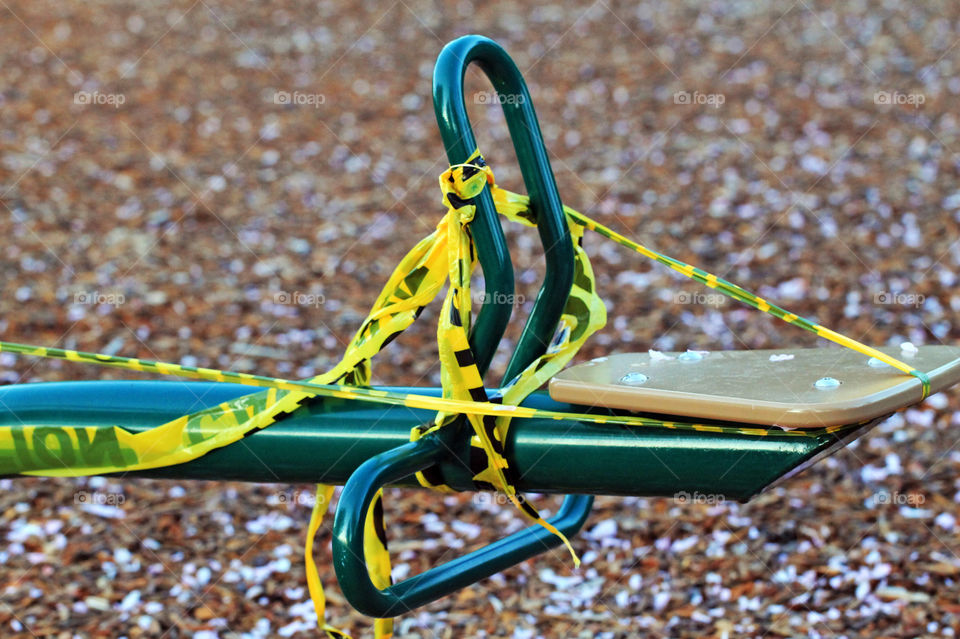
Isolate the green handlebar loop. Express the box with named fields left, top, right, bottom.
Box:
left=332, top=35, right=591, bottom=616
left=331, top=433, right=593, bottom=618
left=432, top=34, right=575, bottom=382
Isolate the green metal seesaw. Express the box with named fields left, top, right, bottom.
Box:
left=3, top=35, right=960, bottom=622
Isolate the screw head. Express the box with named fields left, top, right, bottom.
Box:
left=814, top=376, right=841, bottom=390
left=619, top=372, right=649, bottom=386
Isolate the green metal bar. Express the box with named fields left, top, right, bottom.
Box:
left=0, top=380, right=877, bottom=499
left=433, top=35, right=575, bottom=381
left=331, top=436, right=592, bottom=618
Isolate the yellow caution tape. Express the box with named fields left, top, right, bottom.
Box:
left=490, top=184, right=930, bottom=397
left=0, top=341, right=864, bottom=439
left=0, top=148, right=929, bottom=637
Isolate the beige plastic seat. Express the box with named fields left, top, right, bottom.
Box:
left=548, top=346, right=960, bottom=429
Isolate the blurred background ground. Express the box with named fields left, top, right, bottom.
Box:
left=1, top=0, right=960, bottom=636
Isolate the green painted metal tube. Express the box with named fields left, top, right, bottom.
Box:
left=332, top=434, right=592, bottom=618
left=433, top=35, right=575, bottom=383
left=0, top=380, right=876, bottom=501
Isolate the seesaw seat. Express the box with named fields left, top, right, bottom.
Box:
left=549, top=345, right=960, bottom=429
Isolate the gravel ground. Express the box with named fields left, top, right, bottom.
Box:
left=2, top=0, right=960, bottom=637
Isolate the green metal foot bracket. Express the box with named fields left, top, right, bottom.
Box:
left=332, top=434, right=593, bottom=618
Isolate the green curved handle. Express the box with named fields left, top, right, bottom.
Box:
left=332, top=35, right=590, bottom=617
left=433, top=34, right=575, bottom=382
left=331, top=434, right=593, bottom=618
